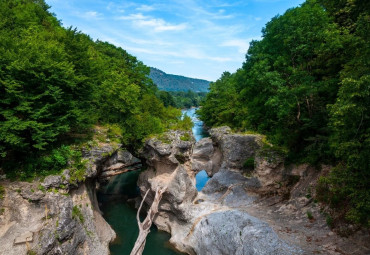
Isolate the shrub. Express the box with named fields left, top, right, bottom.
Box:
left=72, top=205, right=84, bottom=223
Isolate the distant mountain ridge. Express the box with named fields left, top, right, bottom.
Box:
left=149, top=67, right=210, bottom=92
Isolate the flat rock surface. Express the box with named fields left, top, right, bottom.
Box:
left=188, top=210, right=302, bottom=255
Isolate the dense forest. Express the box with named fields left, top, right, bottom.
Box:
left=149, top=67, right=210, bottom=92
left=0, top=0, right=191, bottom=179
left=157, top=90, right=206, bottom=109
left=199, top=0, right=369, bottom=227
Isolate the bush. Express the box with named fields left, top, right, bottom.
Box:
left=3, top=145, right=75, bottom=181
left=316, top=164, right=370, bottom=227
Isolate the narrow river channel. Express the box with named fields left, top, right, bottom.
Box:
left=98, top=107, right=208, bottom=254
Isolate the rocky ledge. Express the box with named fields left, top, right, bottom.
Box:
left=138, top=127, right=369, bottom=255
left=0, top=143, right=141, bottom=255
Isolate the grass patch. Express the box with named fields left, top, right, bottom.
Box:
left=180, top=133, right=191, bottom=141
left=156, top=133, right=171, bottom=144
left=307, top=211, right=314, bottom=220
left=72, top=205, right=84, bottom=224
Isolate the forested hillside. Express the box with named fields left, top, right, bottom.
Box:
left=149, top=67, right=210, bottom=92
left=156, top=90, right=206, bottom=109
left=0, top=0, right=191, bottom=179
left=199, top=0, right=369, bottom=227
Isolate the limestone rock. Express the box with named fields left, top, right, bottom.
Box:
left=0, top=142, right=123, bottom=255
left=138, top=129, right=301, bottom=255
left=254, top=147, right=285, bottom=187
left=100, top=150, right=142, bottom=182
left=42, top=175, right=64, bottom=189
left=209, top=126, right=262, bottom=173
left=20, top=188, right=45, bottom=201
left=202, top=169, right=259, bottom=207
left=191, top=138, right=218, bottom=175
left=187, top=210, right=301, bottom=255
left=14, top=231, right=33, bottom=244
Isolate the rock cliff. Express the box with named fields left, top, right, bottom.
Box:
left=0, top=143, right=141, bottom=255
left=138, top=127, right=369, bottom=255
left=138, top=128, right=301, bottom=255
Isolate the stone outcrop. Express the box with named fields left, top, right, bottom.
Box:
left=0, top=143, right=141, bottom=255
left=186, top=210, right=299, bottom=255
left=0, top=180, right=115, bottom=255
left=138, top=130, right=197, bottom=233
left=99, top=150, right=141, bottom=182
left=138, top=129, right=302, bottom=255
left=209, top=126, right=262, bottom=172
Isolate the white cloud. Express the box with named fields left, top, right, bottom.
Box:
left=221, top=39, right=250, bottom=53
left=117, top=13, right=146, bottom=20
left=125, top=45, right=233, bottom=63
left=136, top=4, right=156, bottom=12
left=117, top=13, right=187, bottom=32
left=82, top=11, right=103, bottom=20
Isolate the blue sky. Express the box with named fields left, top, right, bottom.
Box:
left=47, top=0, right=304, bottom=81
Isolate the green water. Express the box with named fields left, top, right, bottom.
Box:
left=98, top=171, right=183, bottom=255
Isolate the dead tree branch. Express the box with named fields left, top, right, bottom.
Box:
left=130, top=186, right=166, bottom=255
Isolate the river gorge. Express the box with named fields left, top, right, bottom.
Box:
left=1, top=109, right=368, bottom=255
left=97, top=108, right=209, bottom=254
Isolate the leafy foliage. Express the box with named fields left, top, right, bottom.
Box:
left=199, top=0, right=369, bottom=226
left=0, top=0, right=191, bottom=178
left=168, top=91, right=207, bottom=108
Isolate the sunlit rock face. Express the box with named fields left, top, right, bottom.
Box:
left=138, top=129, right=302, bottom=255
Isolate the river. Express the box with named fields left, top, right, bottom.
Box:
left=97, top=107, right=209, bottom=254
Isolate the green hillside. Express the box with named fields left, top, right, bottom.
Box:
left=149, top=67, right=210, bottom=92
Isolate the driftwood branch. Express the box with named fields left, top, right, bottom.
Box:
left=130, top=186, right=166, bottom=255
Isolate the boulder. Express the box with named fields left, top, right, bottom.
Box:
left=209, top=127, right=262, bottom=174
left=202, top=169, right=259, bottom=207
left=187, top=210, right=301, bottom=255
